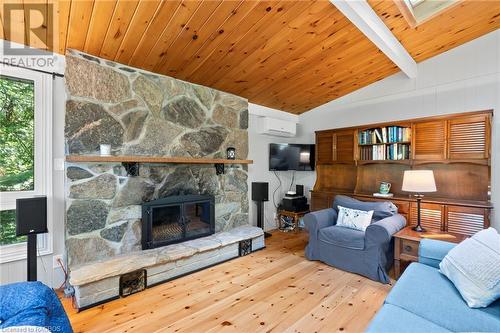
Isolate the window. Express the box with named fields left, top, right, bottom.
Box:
left=396, top=0, right=459, bottom=28
left=0, top=64, right=52, bottom=262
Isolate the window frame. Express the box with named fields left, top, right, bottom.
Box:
left=0, top=64, right=53, bottom=263
left=395, top=0, right=459, bottom=28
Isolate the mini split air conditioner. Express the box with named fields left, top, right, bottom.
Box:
left=258, top=117, right=296, bottom=137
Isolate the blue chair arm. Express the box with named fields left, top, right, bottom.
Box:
left=365, top=214, right=406, bottom=246
left=304, top=208, right=337, bottom=260
left=304, top=208, right=337, bottom=233
left=419, top=239, right=456, bottom=268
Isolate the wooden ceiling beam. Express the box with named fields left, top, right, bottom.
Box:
left=330, top=0, right=417, bottom=78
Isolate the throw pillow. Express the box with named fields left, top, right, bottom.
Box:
left=333, top=195, right=397, bottom=221
left=439, top=227, right=500, bottom=308
left=336, top=205, right=374, bottom=232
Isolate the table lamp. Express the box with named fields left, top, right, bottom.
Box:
left=402, top=170, right=437, bottom=232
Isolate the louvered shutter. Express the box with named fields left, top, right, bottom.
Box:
left=410, top=202, right=444, bottom=231
left=316, top=132, right=334, bottom=164
left=412, top=121, right=446, bottom=160
left=447, top=206, right=486, bottom=236
left=448, top=115, right=489, bottom=160
left=334, top=130, right=355, bottom=163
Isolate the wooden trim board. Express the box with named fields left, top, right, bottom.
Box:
left=66, top=155, right=253, bottom=164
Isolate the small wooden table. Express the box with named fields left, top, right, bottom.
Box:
left=277, top=210, right=309, bottom=232
left=393, top=227, right=468, bottom=279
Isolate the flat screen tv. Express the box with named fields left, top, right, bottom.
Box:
left=269, top=143, right=315, bottom=171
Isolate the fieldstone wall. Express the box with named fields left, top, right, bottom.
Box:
left=64, top=50, right=249, bottom=268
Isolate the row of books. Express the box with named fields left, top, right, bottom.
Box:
left=358, top=126, right=411, bottom=144
left=359, top=143, right=411, bottom=161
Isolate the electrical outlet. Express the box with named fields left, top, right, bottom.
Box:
left=273, top=212, right=277, bottom=219
left=53, top=254, right=63, bottom=269
left=53, top=158, right=65, bottom=171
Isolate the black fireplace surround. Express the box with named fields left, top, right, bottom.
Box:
left=142, top=195, right=215, bottom=250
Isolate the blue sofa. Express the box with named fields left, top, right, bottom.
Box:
left=367, top=239, right=500, bottom=332
left=304, top=195, right=406, bottom=284
left=0, top=281, right=73, bottom=332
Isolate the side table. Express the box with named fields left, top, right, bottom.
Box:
left=393, top=227, right=467, bottom=279
left=277, top=210, right=309, bottom=232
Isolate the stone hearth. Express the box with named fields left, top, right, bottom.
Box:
left=70, top=226, right=264, bottom=309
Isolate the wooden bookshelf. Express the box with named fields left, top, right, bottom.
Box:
left=312, top=110, right=493, bottom=237
left=357, top=159, right=411, bottom=165
left=357, top=125, right=411, bottom=162
left=358, top=141, right=411, bottom=146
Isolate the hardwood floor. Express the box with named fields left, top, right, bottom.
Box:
left=63, top=231, right=392, bottom=333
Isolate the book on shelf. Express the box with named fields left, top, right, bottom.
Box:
left=358, top=126, right=411, bottom=145
left=374, top=129, right=383, bottom=143
left=360, top=143, right=410, bottom=161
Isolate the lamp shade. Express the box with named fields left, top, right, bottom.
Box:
left=402, top=170, right=437, bottom=193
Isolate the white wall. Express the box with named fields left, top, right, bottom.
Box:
left=0, top=76, right=66, bottom=288
left=296, top=29, right=500, bottom=230
left=247, top=104, right=314, bottom=231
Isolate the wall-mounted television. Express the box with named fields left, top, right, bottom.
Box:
left=269, top=143, right=315, bottom=171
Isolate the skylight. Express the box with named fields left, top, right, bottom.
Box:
left=398, top=0, right=459, bottom=27
left=409, top=0, right=425, bottom=7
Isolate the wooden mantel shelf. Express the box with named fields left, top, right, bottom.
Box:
left=65, top=155, right=253, bottom=165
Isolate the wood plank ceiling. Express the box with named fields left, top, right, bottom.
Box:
left=1, top=0, right=499, bottom=114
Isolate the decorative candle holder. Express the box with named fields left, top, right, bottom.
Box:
left=100, top=144, right=111, bottom=156
left=226, top=147, right=236, bottom=160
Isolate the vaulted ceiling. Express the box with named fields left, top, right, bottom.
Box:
left=1, top=0, right=499, bottom=114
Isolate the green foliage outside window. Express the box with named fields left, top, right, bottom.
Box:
left=0, top=75, right=34, bottom=245
left=0, top=210, right=26, bottom=246
left=0, top=75, right=35, bottom=191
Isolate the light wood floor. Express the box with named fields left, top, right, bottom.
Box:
left=63, top=231, right=392, bottom=333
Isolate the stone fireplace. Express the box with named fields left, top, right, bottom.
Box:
left=64, top=49, right=265, bottom=310
left=64, top=49, right=250, bottom=268
left=141, top=194, right=215, bottom=250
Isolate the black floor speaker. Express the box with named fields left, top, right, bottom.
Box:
left=16, top=196, right=47, bottom=281
left=251, top=182, right=271, bottom=238
left=251, top=182, right=269, bottom=202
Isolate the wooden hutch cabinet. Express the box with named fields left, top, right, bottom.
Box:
left=316, top=129, right=355, bottom=164
left=312, top=110, right=493, bottom=237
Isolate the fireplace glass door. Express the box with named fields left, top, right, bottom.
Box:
left=142, top=195, right=215, bottom=250
left=151, top=204, right=183, bottom=243
left=184, top=201, right=211, bottom=239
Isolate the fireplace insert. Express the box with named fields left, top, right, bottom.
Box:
left=142, top=195, right=215, bottom=250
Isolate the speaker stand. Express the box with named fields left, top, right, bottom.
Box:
left=27, top=234, right=37, bottom=281
left=256, top=201, right=271, bottom=238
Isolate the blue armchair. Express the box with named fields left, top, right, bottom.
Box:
left=304, top=195, right=406, bottom=283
